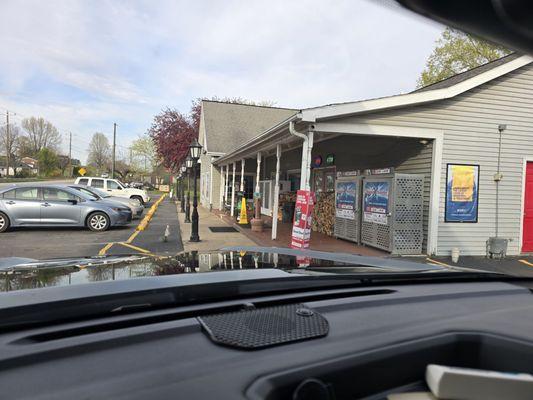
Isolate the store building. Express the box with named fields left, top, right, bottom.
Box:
left=201, top=54, right=533, bottom=256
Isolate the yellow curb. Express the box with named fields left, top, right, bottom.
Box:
left=426, top=257, right=451, bottom=267
left=518, top=259, right=533, bottom=267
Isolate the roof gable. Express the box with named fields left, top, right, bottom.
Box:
left=201, top=101, right=297, bottom=154
left=300, top=54, right=533, bottom=122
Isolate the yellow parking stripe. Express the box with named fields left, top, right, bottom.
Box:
left=117, top=242, right=153, bottom=255
left=518, top=259, right=533, bottom=267
left=426, top=257, right=451, bottom=267
left=126, top=229, right=140, bottom=244
left=98, top=242, right=114, bottom=256
left=96, top=194, right=167, bottom=257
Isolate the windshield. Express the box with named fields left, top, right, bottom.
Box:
left=0, top=0, right=530, bottom=301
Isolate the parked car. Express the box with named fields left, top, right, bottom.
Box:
left=0, top=185, right=132, bottom=233
left=65, top=184, right=144, bottom=219
left=74, top=177, right=150, bottom=205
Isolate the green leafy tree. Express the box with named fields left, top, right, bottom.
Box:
left=37, top=148, right=59, bottom=177
left=130, top=136, right=158, bottom=173
left=417, top=28, right=511, bottom=88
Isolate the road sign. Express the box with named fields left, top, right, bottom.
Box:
left=78, top=167, right=87, bottom=176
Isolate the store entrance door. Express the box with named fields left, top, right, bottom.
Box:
left=522, top=162, right=533, bottom=252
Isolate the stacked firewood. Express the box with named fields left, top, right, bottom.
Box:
left=312, top=192, right=335, bottom=236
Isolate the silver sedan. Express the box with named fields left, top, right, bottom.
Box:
left=0, top=185, right=132, bottom=233
left=65, top=184, right=144, bottom=219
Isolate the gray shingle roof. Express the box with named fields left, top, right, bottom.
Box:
left=412, top=53, right=521, bottom=93
left=201, top=101, right=297, bottom=154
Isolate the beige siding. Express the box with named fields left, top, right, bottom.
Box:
left=341, top=64, right=533, bottom=256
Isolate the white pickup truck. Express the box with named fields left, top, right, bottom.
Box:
left=75, top=177, right=150, bottom=205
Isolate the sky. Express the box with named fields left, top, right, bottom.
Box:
left=0, top=0, right=443, bottom=164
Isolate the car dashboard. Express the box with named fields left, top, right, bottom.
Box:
left=0, top=280, right=532, bottom=399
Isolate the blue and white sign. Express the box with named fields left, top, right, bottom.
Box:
left=363, top=181, right=390, bottom=225
left=445, top=164, right=479, bottom=222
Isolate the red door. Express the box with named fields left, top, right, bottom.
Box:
left=522, top=162, right=533, bottom=252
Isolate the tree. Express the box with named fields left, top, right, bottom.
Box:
left=0, top=124, right=21, bottom=175
left=148, top=108, right=196, bottom=172
left=417, top=28, right=511, bottom=88
left=16, top=136, right=35, bottom=158
left=87, top=132, right=111, bottom=173
left=37, top=148, right=59, bottom=177
left=21, top=117, right=62, bottom=154
left=130, top=136, right=158, bottom=173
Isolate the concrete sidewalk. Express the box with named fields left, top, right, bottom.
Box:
left=176, top=203, right=256, bottom=252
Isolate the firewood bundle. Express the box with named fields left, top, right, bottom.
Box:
left=312, top=192, right=335, bottom=236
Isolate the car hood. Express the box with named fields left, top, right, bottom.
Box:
left=0, top=247, right=479, bottom=294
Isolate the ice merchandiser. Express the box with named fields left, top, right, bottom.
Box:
left=334, top=175, right=362, bottom=243
left=360, top=173, right=425, bottom=254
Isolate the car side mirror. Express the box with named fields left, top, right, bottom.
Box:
left=68, top=199, right=78, bottom=205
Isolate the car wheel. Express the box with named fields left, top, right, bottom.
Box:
left=131, top=195, right=145, bottom=206
left=87, top=212, right=110, bottom=232
left=0, top=212, right=10, bottom=233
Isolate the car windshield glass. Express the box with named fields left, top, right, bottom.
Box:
left=0, top=0, right=530, bottom=305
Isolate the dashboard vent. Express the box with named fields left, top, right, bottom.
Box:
left=198, top=303, right=329, bottom=350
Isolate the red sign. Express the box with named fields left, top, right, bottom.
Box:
left=290, top=190, right=316, bottom=250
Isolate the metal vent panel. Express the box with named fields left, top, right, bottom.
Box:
left=198, top=304, right=329, bottom=350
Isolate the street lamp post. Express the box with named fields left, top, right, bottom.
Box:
left=189, top=138, right=202, bottom=242
left=180, top=165, right=187, bottom=213
left=185, top=156, right=193, bottom=223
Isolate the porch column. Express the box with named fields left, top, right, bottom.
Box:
left=219, top=165, right=225, bottom=210
left=271, top=144, right=281, bottom=240
left=230, top=162, right=236, bottom=216
left=224, top=164, right=229, bottom=209
left=240, top=159, right=245, bottom=191
left=299, top=130, right=314, bottom=191
left=209, top=160, right=214, bottom=211
left=255, top=152, right=261, bottom=193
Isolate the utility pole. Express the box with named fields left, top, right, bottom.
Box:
left=68, top=132, right=72, bottom=178
left=112, top=123, right=117, bottom=178
left=5, top=111, right=10, bottom=177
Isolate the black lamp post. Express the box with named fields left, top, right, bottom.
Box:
left=189, top=138, right=202, bottom=242
left=185, top=156, right=193, bottom=223
left=180, top=165, right=186, bottom=213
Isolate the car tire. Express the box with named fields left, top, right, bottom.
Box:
left=131, top=195, right=145, bottom=206
left=87, top=212, right=110, bottom=232
left=0, top=212, right=10, bottom=233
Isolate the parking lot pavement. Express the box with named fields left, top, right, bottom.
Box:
left=0, top=194, right=184, bottom=260
left=400, top=255, right=533, bottom=277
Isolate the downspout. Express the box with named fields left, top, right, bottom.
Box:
left=289, top=121, right=314, bottom=191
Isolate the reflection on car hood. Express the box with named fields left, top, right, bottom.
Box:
left=0, top=247, right=465, bottom=293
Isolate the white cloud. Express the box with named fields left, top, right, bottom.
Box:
left=0, top=0, right=443, bottom=163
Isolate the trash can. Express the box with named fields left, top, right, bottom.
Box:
left=282, top=202, right=295, bottom=223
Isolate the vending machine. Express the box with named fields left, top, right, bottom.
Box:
left=334, top=174, right=362, bottom=243
left=360, top=172, right=425, bottom=255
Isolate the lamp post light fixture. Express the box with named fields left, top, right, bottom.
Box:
left=185, top=156, right=193, bottom=223
left=180, top=165, right=187, bottom=213
left=189, top=139, right=202, bottom=242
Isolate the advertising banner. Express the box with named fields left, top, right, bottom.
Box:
left=335, top=180, right=357, bottom=219
left=290, top=190, right=316, bottom=249
left=363, top=181, right=390, bottom=225
left=445, top=164, right=479, bottom=222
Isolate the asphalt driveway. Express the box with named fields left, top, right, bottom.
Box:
left=0, top=195, right=183, bottom=260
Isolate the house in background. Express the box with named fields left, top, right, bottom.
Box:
left=0, top=156, right=38, bottom=177
left=197, top=100, right=297, bottom=210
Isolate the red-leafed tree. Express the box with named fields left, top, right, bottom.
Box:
left=148, top=108, right=196, bottom=172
